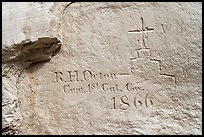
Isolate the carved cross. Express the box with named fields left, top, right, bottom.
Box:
left=128, top=17, right=154, bottom=48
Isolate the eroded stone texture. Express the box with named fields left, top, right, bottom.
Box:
left=2, top=2, right=202, bottom=135
left=2, top=37, right=61, bottom=135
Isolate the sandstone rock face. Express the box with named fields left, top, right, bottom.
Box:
left=2, top=2, right=202, bottom=135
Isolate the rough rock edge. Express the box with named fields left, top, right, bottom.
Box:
left=2, top=37, right=61, bottom=68
left=2, top=37, right=61, bottom=135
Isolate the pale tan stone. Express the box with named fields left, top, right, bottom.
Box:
left=2, top=2, right=202, bottom=135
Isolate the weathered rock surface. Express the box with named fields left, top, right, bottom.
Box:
left=2, top=2, right=202, bottom=135
left=2, top=37, right=61, bottom=135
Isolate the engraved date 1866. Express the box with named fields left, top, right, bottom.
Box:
left=111, top=93, right=153, bottom=110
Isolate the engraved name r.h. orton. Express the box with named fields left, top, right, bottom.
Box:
left=54, top=70, right=117, bottom=83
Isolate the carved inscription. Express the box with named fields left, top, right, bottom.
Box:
left=50, top=18, right=160, bottom=110
left=54, top=70, right=116, bottom=83
left=63, top=82, right=99, bottom=94
left=49, top=17, right=161, bottom=110
left=111, top=93, right=153, bottom=110
left=52, top=69, right=154, bottom=110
